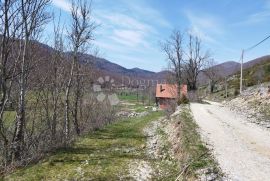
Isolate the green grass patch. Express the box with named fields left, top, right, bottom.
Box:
left=5, top=111, right=163, bottom=181
left=118, top=92, right=155, bottom=106
left=178, top=106, right=222, bottom=179
left=131, top=103, right=149, bottom=113
left=118, top=98, right=153, bottom=113
left=3, top=111, right=16, bottom=127
left=118, top=93, right=139, bottom=102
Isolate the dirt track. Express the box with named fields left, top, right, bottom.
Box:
left=190, top=102, right=270, bottom=181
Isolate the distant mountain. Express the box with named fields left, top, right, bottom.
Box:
left=32, top=44, right=167, bottom=87
left=198, top=61, right=240, bottom=85
left=78, top=53, right=166, bottom=80
left=213, top=61, right=240, bottom=77
left=33, top=40, right=270, bottom=87
left=243, top=55, right=270, bottom=69
left=85, top=53, right=270, bottom=86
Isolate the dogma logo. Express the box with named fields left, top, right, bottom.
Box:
left=93, top=76, right=119, bottom=105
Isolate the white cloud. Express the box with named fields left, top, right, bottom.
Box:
left=235, top=11, right=270, bottom=26
left=52, top=0, right=71, bottom=12
left=111, top=30, right=145, bottom=47
left=96, top=12, right=156, bottom=34
left=95, top=11, right=157, bottom=48
left=83, top=0, right=168, bottom=71
left=120, top=0, right=171, bottom=28
left=188, top=26, right=217, bottom=44
left=185, top=11, right=223, bottom=44
left=234, top=1, right=270, bottom=26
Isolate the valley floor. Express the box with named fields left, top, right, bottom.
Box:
left=3, top=101, right=221, bottom=181
left=4, top=104, right=180, bottom=180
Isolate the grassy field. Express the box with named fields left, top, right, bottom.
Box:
left=2, top=92, right=222, bottom=180
left=118, top=92, right=155, bottom=105
left=118, top=93, right=139, bottom=102
left=118, top=92, right=156, bottom=113
left=4, top=111, right=163, bottom=180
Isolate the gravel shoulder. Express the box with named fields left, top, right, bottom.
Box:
left=190, top=102, right=270, bottom=180
left=128, top=116, right=180, bottom=180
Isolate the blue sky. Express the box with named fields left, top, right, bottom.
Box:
left=48, top=0, right=270, bottom=72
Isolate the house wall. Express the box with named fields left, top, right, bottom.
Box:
left=157, top=98, right=175, bottom=110
left=181, top=84, right=188, bottom=96
left=155, top=84, right=188, bottom=109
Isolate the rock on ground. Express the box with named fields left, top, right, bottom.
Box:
left=129, top=160, right=153, bottom=181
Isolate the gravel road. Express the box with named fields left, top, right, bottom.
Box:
left=190, top=102, right=270, bottom=181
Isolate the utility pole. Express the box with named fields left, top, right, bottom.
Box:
left=240, top=50, right=244, bottom=94
left=239, top=35, right=270, bottom=94
left=225, top=77, right=228, bottom=98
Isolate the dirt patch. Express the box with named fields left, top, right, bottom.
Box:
left=129, top=160, right=153, bottom=181
left=144, top=118, right=163, bottom=159
left=128, top=116, right=180, bottom=180
left=116, top=111, right=149, bottom=118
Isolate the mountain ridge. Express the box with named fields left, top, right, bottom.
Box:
left=35, top=41, right=270, bottom=85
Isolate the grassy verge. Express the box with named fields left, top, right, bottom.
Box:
left=4, top=111, right=163, bottom=181
left=176, top=105, right=222, bottom=180
left=153, top=127, right=180, bottom=180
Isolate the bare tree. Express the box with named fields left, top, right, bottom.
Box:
left=64, top=0, right=97, bottom=139
left=12, top=0, right=50, bottom=161
left=184, top=35, right=210, bottom=90
left=203, top=59, right=221, bottom=93
left=50, top=18, right=65, bottom=142
left=0, top=0, right=22, bottom=165
left=0, top=0, right=118, bottom=172
left=162, top=30, right=183, bottom=98
left=37, top=14, right=66, bottom=145
left=253, top=66, right=265, bottom=84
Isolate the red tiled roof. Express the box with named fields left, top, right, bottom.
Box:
left=156, top=84, right=187, bottom=98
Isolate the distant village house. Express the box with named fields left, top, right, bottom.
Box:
left=155, top=84, right=187, bottom=109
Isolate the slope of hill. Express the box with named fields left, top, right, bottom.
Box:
left=199, top=55, right=270, bottom=86
left=198, top=61, right=240, bottom=85
left=210, top=61, right=240, bottom=77
left=242, top=58, right=270, bottom=86
left=36, top=42, right=168, bottom=85
left=243, top=55, right=270, bottom=69
left=80, top=54, right=158, bottom=78
left=62, top=53, right=166, bottom=80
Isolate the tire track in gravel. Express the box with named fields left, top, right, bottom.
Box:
left=191, top=102, right=270, bottom=181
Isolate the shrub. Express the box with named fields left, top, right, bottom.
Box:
left=234, top=89, right=240, bottom=96
left=177, top=95, right=189, bottom=105
left=246, top=78, right=256, bottom=87
left=265, top=64, right=270, bottom=74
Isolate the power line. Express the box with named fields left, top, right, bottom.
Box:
left=245, top=35, right=270, bottom=52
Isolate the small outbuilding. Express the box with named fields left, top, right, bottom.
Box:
left=155, top=84, right=187, bottom=109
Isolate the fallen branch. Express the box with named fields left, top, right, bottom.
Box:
left=175, top=152, right=209, bottom=181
